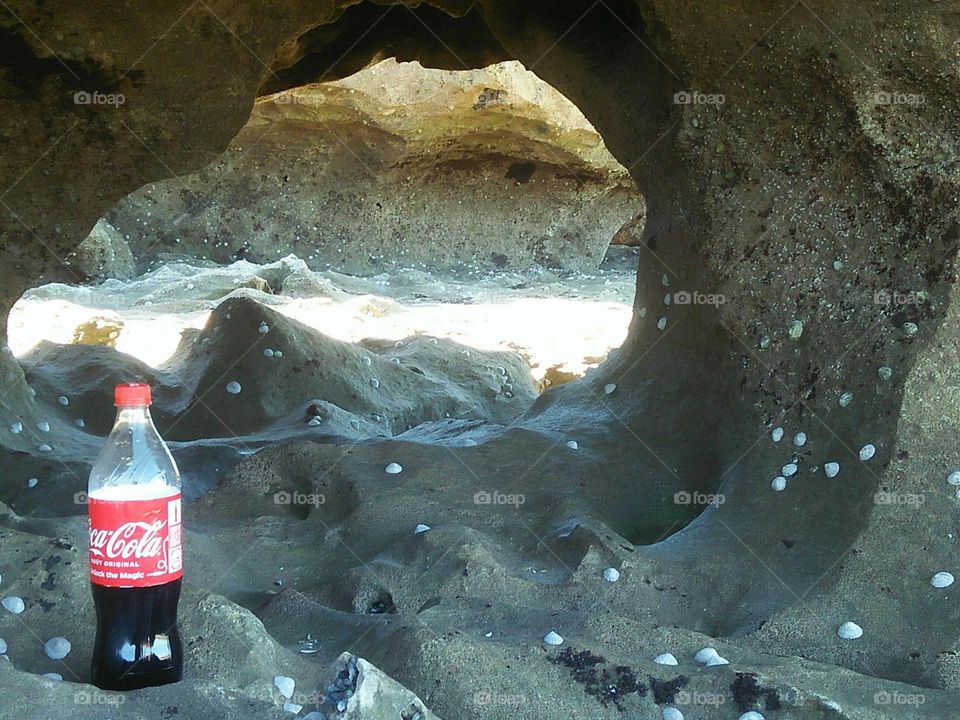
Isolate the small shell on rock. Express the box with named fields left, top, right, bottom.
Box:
left=9, top=422, right=21, bottom=434
left=839, top=391, right=854, bottom=407
left=225, top=381, right=242, bottom=395
left=662, top=708, right=684, bottom=720
left=282, top=703, right=302, bottom=714
left=361, top=356, right=372, bottom=366
left=859, top=444, right=876, bottom=461
left=0, top=638, right=6, bottom=654
left=566, top=440, right=579, bottom=450
left=782, top=463, right=798, bottom=477
left=27, top=478, right=37, bottom=488
left=307, top=417, right=322, bottom=427
left=694, top=647, right=719, bottom=663
left=74, top=418, right=85, bottom=428
left=274, top=351, right=283, bottom=359
left=788, top=320, right=803, bottom=340
left=37, top=444, right=52, bottom=453
left=414, top=524, right=431, bottom=534
left=384, top=462, right=403, bottom=475
left=793, top=432, right=807, bottom=447
left=543, top=631, right=564, bottom=646
left=41, top=673, right=62, bottom=681
left=274, top=675, right=295, bottom=699
left=604, top=383, right=617, bottom=395
left=653, top=652, right=678, bottom=666
left=57, top=396, right=69, bottom=406
left=832, top=259, right=843, bottom=271
left=738, top=713, right=764, bottom=720
left=824, top=462, right=840, bottom=478
left=947, top=471, right=960, bottom=486
left=931, top=572, right=955, bottom=588
left=258, top=322, right=270, bottom=334
left=837, top=621, right=863, bottom=639
left=771, top=427, right=784, bottom=442
left=759, top=335, right=771, bottom=349
left=878, top=366, right=893, bottom=381
left=902, top=322, right=919, bottom=337
left=370, top=378, right=380, bottom=389
left=705, top=655, right=729, bottom=666
left=602, top=568, right=620, bottom=582
left=44, top=637, right=71, bottom=660
left=657, top=317, right=667, bottom=330
left=2, top=597, right=24, bottom=614
left=771, top=476, right=787, bottom=492
left=263, top=348, right=274, bottom=358
left=662, top=274, right=670, bottom=287
left=36, top=421, right=50, bottom=433
left=349, top=419, right=361, bottom=430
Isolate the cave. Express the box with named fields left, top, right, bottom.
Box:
left=1, top=1, right=959, bottom=719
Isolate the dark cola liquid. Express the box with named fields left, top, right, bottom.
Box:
left=91, top=579, right=183, bottom=690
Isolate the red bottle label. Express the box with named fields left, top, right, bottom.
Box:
left=88, top=492, right=183, bottom=587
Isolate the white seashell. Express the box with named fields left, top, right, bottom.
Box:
left=9, top=422, right=21, bottom=434
left=662, top=708, right=684, bottom=720
left=0, top=638, right=6, bottom=653
left=793, top=432, right=807, bottom=447
left=263, top=348, right=274, bottom=358
left=362, top=356, right=372, bottom=366
left=259, top=322, right=270, bottom=334
left=859, top=444, right=876, bottom=461
left=738, top=713, right=764, bottom=720
left=1, top=597, right=25, bottom=614
left=44, top=637, right=71, bottom=660
left=26, top=478, right=37, bottom=488
left=947, top=471, right=960, bottom=486
left=657, top=317, right=667, bottom=330
left=602, top=568, right=620, bottom=582
left=225, top=381, right=242, bottom=394
left=837, top=621, right=863, bottom=639
left=307, top=417, right=322, bottom=427
left=274, top=351, right=283, bottom=359
left=384, top=462, right=403, bottom=475
left=781, top=463, right=798, bottom=477
left=273, top=675, right=295, bottom=699
left=41, top=673, right=62, bottom=681
left=694, top=647, right=719, bottom=663
left=414, top=524, right=431, bottom=534
left=566, top=440, right=579, bottom=450
left=878, top=366, right=893, bottom=381
left=36, top=421, right=50, bottom=433
left=931, top=572, right=955, bottom=588
left=759, top=335, right=771, bottom=349
left=543, top=631, right=563, bottom=645
left=639, top=307, right=647, bottom=318
left=653, top=652, right=678, bottom=666
left=349, top=419, right=361, bottom=430
left=74, top=418, right=85, bottom=428
left=705, top=655, right=729, bottom=666
left=824, top=462, right=840, bottom=478
left=604, top=383, right=617, bottom=395
left=788, top=320, right=803, bottom=340
left=57, top=396, right=69, bottom=406
left=662, top=274, right=669, bottom=287
left=37, top=444, right=52, bottom=452
left=771, top=476, right=787, bottom=492
left=901, top=322, right=918, bottom=337
left=839, top=391, right=853, bottom=407
left=771, top=427, right=784, bottom=442
left=370, top=378, right=380, bottom=389
left=663, top=293, right=671, bottom=306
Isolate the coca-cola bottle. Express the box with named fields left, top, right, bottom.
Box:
left=88, top=383, right=183, bottom=690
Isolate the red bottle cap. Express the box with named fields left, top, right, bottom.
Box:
left=114, top=383, right=152, bottom=407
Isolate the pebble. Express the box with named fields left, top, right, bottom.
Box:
left=653, top=652, right=678, bottom=666
left=837, top=621, right=863, bottom=639
left=931, top=572, right=955, bottom=588
left=27, top=478, right=37, bottom=488
left=57, top=396, right=69, bottom=406
left=771, top=476, right=787, bottom=492
left=902, top=322, right=919, bottom=337
left=36, top=421, right=50, bottom=433
left=759, top=335, right=771, bottom=349
left=839, top=391, right=854, bottom=407
left=832, top=259, right=843, bottom=271
left=947, top=471, right=960, bottom=486
left=771, top=427, right=784, bottom=442
left=602, top=568, right=620, bottom=582
left=543, top=631, right=564, bottom=646
left=259, top=322, right=270, bottom=334
left=283, top=703, right=303, bottom=714
left=859, top=444, right=876, bottom=461
left=370, top=378, right=380, bottom=389
left=307, top=417, right=322, bottom=427
left=263, top=348, right=274, bottom=358
left=793, top=432, right=807, bottom=447
left=662, top=273, right=669, bottom=287
left=4, top=597, right=26, bottom=615
left=738, top=713, right=764, bottom=720
left=705, top=655, right=730, bottom=666
left=225, top=381, right=242, bottom=394
left=694, top=647, right=719, bottom=663
left=663, top=293, right=671, bottom=306
left=74, top=418, right=85, bottom=428
left=384, top=462, right=403, bottom=474
left=38, top=444, right=52, bottom=452
left=657, top=317, right=667, bottom=330
left=566, top=440, right=579, bottom=450
left=414, top=524, right=431, bottom=534
left=44, top=637, right=71, bottom=660
left=274, top=351, right=283, bottom=359
left=10, top=422, right=21, bottom=434
left=788, top=320, right=803, bottom=340
left=781, top=463, right=798, bottom=477
left=662, top=708, right=684, bottom=720
left=604, top=383, right=617, bottom=395
left=41, top=673, right=63, bottom=681
left=274, top=675, right=295, bottom=699
left=824, top=462, right=840, bottom=478
left=878, top=366, right=893, bottom=381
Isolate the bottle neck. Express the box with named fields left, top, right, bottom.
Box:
left=115, top=406, right=152, bottom=424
